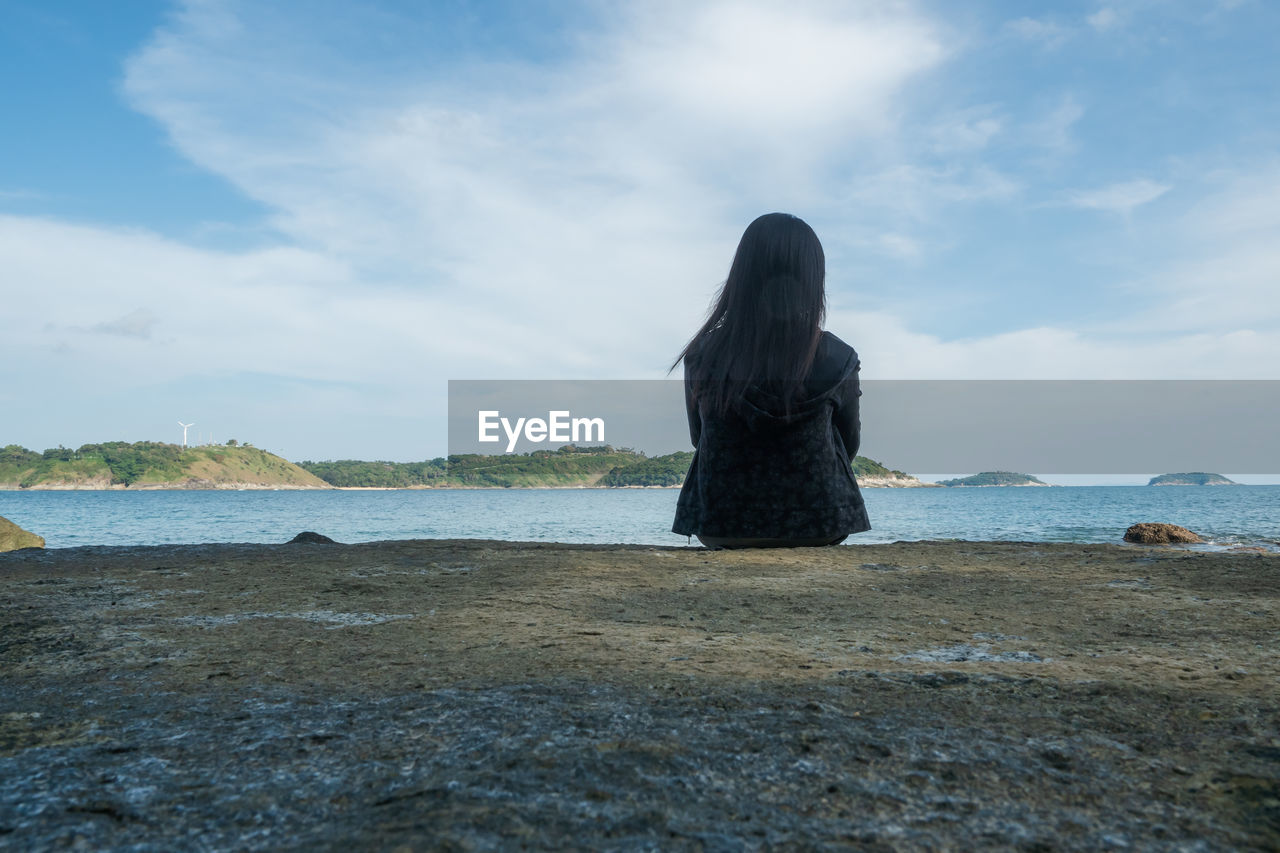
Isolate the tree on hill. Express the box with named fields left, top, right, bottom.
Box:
left=851, top=456, right=912, bottom=479
left=75, top=441, right=187, bottom=486
left=296, top=459, right=450, bottom=488
left=1, top=445, right=39, bottom=467
left=599, top=452, right=694, bottom=486
left=938, top=471, right=1047, bottom=487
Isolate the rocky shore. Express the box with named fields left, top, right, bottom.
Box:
left=2, top=539, right=1276, bottom=850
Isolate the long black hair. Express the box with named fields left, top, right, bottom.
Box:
left=672, top=212, right=827, bottom=416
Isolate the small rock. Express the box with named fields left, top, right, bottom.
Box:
left=1040, top=744, right=1073, bottom=770
left=0, top=515, right=44, bottom=551
left=1123, top=523, right=1202, bottom=544
left=286, top=531, right=340, bottom=545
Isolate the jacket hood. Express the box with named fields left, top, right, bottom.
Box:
left=734, top=340, right=858, bottom=425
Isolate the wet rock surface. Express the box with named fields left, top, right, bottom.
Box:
left=1, top=539, right=1277, bottom=850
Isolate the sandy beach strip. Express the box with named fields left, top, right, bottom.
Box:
left=1, top=539, right=1276, bottom=849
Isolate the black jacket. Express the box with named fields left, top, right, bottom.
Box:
left=671, top=330, right=871, bottom=539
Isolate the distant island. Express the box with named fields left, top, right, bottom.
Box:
left=1, top=442, right=329, bottom=490
left=1148, top=472, right=1237, bottom=486
left=937, top=471, right=1050, bottom=487
left=851, top=457, right=938, bottom=488
left=299, top=449, right=937, bottom=488
left=300, top=446, right=664, bottom=489
left=2, top=442, right=933, bottom=489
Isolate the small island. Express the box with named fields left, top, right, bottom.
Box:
left=937, top=471, right=1050, bottom=487
left=1148, top=472, right=1237, bottom=486
left=851, top=456, right=939, bottom=488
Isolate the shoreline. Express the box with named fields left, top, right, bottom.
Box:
left=6, top=481, right=1279, bottom=490
left=9, top=536, right=1280, bottom=553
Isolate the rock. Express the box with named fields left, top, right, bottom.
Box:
left=0, top=515, right=45, bottom=551
left=286, top=531, right=340, bottom=545
left=2, top=539, right=1277, bottom=850
left=1123, top=523, right=1202, bottom=544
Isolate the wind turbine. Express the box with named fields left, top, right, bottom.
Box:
left=178, top=422, right=195, bottom=448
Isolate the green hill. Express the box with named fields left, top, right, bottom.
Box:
left=1148, top=472, right=1237, bottom=486
left=302, top=445, right=931, bottom=484
left=0, top=442, right=330, bottom=490
left=443, top=447, right=646, bottom=487
left=599, top=452, right=695, bottom=486
left=938, top=471, right=1049, bottom=487
left=299, top=445, right=649, bottom=488
left=598, top=453, right=932, bottom=488
left=300, top=449, right=928, bottom=489
left=296, top=458, right=450, bottom=488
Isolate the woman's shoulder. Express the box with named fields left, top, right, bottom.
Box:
left=816, top=330, right=859, bottom=371
left=801, top=330, right=858, bottom=393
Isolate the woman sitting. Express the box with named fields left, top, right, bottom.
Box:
left=671, top=212, right=870, bottom=549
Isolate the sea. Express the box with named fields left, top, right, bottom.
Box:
left=2, top=486, right=1278, bottom=551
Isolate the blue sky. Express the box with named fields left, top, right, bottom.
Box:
left=2, top=0, right=1278, bottom=466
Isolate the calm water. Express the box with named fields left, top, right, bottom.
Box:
left=1, top=487, right=1278, bottom=549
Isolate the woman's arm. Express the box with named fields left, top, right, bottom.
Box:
left=833, top=361, right=861, bottom=459
left=685, top=376, right=701, bottom=447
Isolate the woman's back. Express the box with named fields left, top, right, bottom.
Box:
left=672, top=329, right=869, bottom=541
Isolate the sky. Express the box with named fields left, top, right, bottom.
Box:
left=2, top=0, right=1278, bottom=468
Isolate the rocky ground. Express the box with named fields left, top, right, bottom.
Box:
left=1, top=538, right=1277, bottom=850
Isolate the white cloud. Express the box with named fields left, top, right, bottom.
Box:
left=1177, top=168, right=1280, bottom=239
left=89, top=309, right=159, bottom=339
left=606, top=3, right=945, bottom=144
left=118, top=0, right=948, bottom=332
left=826, top=165, right=1280, bottom=380
left=1003, top=17, right=1072, bottom=48
left=1025, top=94, right=1085, bottom=154
left=847, top=164, right=1020, bottom=223
left=1128, top=167, right=1280, bottom=332
left=1063, top=166, right=1280, bottom=340
left=830, top=309, right=1280, bottom=379
left=122, top=1, right=947, bottom=258
left=927, top=106, right=1004, bottom=153
left=1066, top=179, right=1171, bottom=214
left=876, top=233, right=924, bottom=260
left=1086, top=8, right=1120, bottom=32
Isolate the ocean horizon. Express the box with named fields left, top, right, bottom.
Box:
left=3, top=485, right=1277, bottom=551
